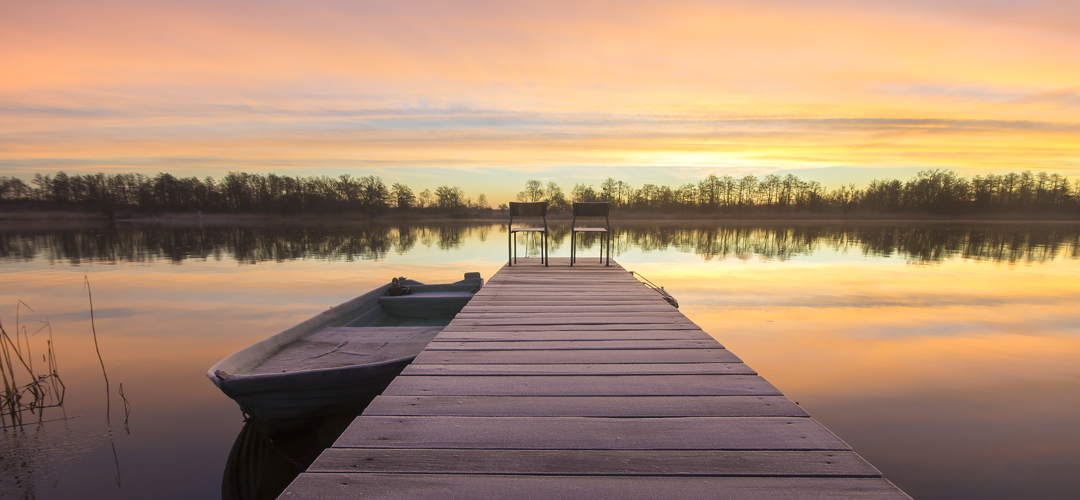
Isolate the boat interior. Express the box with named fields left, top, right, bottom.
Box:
left=248, top=273, right=483, bottom=375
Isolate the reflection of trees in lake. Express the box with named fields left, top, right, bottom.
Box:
left=607, top=224, right=1079, bottom=264
left=616, top=226, right=823, bottom=261
left=852, top=225, right=1080, bottom=264
left=1, top=223, right=1077, bottom=265
left=516, top=224, right=569, bottom=258
left=0, top=223, right=482, bottom=265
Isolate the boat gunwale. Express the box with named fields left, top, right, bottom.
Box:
left=206, top=274, right=484, bottom=391
left=213, top=354, right=419, bottom=394
left=206, top=284, right=393, bottom=389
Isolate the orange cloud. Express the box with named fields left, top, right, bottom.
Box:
left=1, top=0, right=1078, bottom=180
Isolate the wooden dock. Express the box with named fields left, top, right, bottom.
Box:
left=282, top=258, right=910, bottom=499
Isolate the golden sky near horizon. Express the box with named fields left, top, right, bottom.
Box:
left=2, top=0, right=1079, bottom=200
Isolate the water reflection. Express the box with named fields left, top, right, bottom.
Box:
left=0, top=224, right=496, bottom=265
left=2, top=222, right=1077, bottom=265
left=615, top=223, right=1080, bottom=264
left=222, top=413, right=359, bottom=500
left=2, top=220, right=1079, bottom=500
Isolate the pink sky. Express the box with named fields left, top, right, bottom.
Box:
left=2, top=0, right=1078, bottom=202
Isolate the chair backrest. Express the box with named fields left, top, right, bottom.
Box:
left=572, top=202, right=609, bottom=218
left=509, top=202, right=548, bottom=229
left=572, top=202, right=610, bottom=231
left=510, top=202, right=547, bottom=218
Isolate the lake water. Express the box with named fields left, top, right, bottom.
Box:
left=1, top=220, right=1078, bottom=499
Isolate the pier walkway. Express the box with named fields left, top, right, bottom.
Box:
left=282, top=258, right=910, bottom=499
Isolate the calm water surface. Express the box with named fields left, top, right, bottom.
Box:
left=1, top=221, right=1078, bottom=499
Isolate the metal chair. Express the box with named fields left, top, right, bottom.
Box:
left=508, top=202, right=548, bottom=267
left=570, top=202, right=610, bottom=266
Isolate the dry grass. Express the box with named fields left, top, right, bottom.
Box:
left=0, top=302, right=65, bottom=430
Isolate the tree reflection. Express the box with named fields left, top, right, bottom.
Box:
left=610, top=223, right=1080, bottom=264
left=1, top=222, right=1077, bottom=265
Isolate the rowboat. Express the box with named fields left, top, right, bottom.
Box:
left=207, top=272, right=483, bottom=433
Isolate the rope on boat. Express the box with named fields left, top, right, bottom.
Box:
left=628, top=271, right=679, bottom=308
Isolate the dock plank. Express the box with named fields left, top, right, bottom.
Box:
left=382, top=374, right=781, bottom=396
left=281, top=475, right=911, bottom=500
left=424, top=340, right=719, bottom=350
left=441, top=323, right=704, bottom=331
left=449, top=318, right=696, bottom=327
left=461, top=306, right=678, bottom=313
left=363, top=395, right=805, bottom=417
left=412, top=348, right=742, bottom=364
left=335, top=416, right=849, bottom=450
left=433, top=330, right=717, bottom=341
left=401, top=362, right=755, bottom=376
left=454, top=311, right=686, bottom=318
left=309, top=449, right=881, bottom=476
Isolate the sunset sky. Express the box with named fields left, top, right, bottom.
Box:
left=3, top=0, right=1078, bottom=202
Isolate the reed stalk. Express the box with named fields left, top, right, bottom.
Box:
left=85, top=275, right=111, bottom=421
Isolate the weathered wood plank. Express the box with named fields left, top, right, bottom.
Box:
left=496, top=262, right=625, bottom=270
left=449, top=317, right=693, bottom=325
left=401, top=362, right=755, bottom=376
left=466, top=298, right=665, bottom=303
left=441, top=324, right=703, bottom=331
left=456, top=310, right=684, bottom=317
left=461, top=306, right=677, bottom=313
left=412, top=348, right=742, bottom=364
left=309, top=449, right=881, bottom=476
left=363, top=395, right=805, bottom=417
left=481, top=285, right=653, bottom=290
left=453, top=315, right=687, bottom=323
left=483, top=287, right=649, bottom=290
left=489, top=282, right=644, bottom=288
left=280, top=475, right=911, bottom=500
left=425, top=340, right=718, bottom=350
left=434, top=330, right=717, bottom=341
left=491, top=276, right=635, bottom=280
left=473, top=295, right=662, bottom=301
left=382, top=375, right=780, bottom=396
left=476, top=295, right=659, bottom=300
left=335, top=416, right=848, bottom=450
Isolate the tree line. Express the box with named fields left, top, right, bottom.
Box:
left=0, top=171, right=489, bottom=216
left=1, top=168, right=1078, bottom=216
left=515, top=169, right=1080, bottom=215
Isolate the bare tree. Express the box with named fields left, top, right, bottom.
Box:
left=516, top=180, right=544, bottom=202
left=391, top=183, right=415, bottom=209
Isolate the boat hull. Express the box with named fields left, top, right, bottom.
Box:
left=207, top=273, right=482, bottom=434
left=218, top=356, right=413, bottom=434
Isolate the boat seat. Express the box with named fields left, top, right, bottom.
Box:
left=378, top=291, right=477, bottom=320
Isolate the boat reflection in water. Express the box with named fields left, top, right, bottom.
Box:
left=222, top=405, right=368, bottom=500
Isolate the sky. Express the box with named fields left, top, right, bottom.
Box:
left=2, top=0, right=1079, bottom=203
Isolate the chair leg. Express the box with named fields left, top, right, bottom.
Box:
left=606, top=232, right=611, bottom=266
left=543, top=232, right=548, bottom=266
left=570, top=231, right=575, bottom=266
left=508, top=230, right=512, bottom=267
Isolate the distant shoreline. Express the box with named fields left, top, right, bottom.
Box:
left=2, top=210, right=1079, bottom=228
